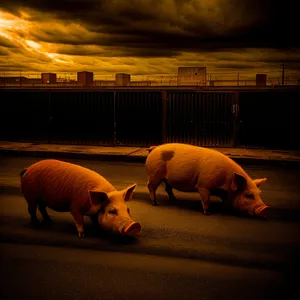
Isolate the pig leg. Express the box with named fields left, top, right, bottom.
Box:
left=195, top=186, right=211, bottom=215
left=163, top=180, right=176, bottom=202
left=38, top=201, right=53, bottom=225
left=71, top=209, right=85, bottom=238
left=25, top=197, right=40, bottom=227
left=147, top=180, right=160, bottom=206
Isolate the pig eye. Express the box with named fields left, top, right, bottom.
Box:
left=108, top=208, right=118, bottom=215
left=245, top=193, right=253, bottom=199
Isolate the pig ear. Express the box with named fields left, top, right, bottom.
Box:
left=253, top=178, right=267, bottom=187
left=231, top=173, right=247, bottom=191
left=122, top=183, right=137, bottom=202
left=88, top=190, right=108, bottom=206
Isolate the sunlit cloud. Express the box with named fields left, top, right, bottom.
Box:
left=25, top=40, right=41, bottom=50
left=0, top=10, right=73, bottom=66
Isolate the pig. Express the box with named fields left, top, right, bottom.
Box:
left=145, top=143, right=270, bottom=217
left=19, top=159, right=141, bottom=238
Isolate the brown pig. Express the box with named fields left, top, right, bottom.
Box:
left=145, top=143, right=270, bottom=217
left=19, top=159, right=141, bottom=238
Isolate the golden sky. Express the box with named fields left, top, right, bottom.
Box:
left=0, top=0, right=299, bottom=80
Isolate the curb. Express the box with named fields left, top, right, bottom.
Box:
left=0, top=149, right=146, bottom=163
left=1, top=149, right=300, bottom=168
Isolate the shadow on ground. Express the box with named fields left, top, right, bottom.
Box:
left=1, top=185, right=299, bottom=223
left=133, top=191, right=300, bottom=223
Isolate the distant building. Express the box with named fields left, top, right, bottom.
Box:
left=77, top=71, right=94, bottom=86
left=129, top=80, right=152, bottom=87
left=41, top=73, right=57, bottom=84
left=94, top=80, right=116, bottom=87
left=28, top=78, right=42, bottom=84
left=115, top=73, right=131, bottom=86
left=0, top=76, right=31, bottom=85
left=256, top=74, right=267, bottom=86
left=177, top=67, right=207, bottom=86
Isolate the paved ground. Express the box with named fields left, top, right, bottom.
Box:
left=1, top=141, right=300, bottom=167
left=1, top=243, right=294, bottom=300
left=1, top=157, right=300, bottom=300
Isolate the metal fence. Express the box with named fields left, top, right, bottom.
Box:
left=49, top=91, right=115, bottom=145
left=1, top=87, right=299, bottom=149
left=238, top=89, right=300, bottom=150
left=166, top=91, right=237, bottom=147
left=115, top=91, right=163, bottom=146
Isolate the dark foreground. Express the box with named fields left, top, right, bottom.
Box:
left=1, top=157, right=300, bottom=300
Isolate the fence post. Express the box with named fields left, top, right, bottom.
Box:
left=113, top=91, right=117, bottom=146
left=161, top=90, right=167, bottom=144
left=48, top=90, right=52, bottom=144
left=232, top=91, right=240, bottom=147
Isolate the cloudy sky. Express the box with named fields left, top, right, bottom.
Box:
left=0, top=0, right=299, bottom=80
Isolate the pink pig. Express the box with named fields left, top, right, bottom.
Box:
left=20, top=159, right=141, bottom=238
left=145, top=143, right=270, bottom=217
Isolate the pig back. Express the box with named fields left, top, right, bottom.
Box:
left=147, top=143, right=246, bottom=192
left=21, top=159, right=116, bottom=211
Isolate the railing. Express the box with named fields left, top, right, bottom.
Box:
left=1, top=72, right=299, bottom=87
left=1, top=87, right=299, bottom=149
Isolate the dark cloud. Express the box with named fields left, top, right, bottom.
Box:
left=55, top=44, right=179, bottom=58
left=0, top=46, right=10, bottom=55
left=1, top=0, right=299, bottom=57
left=1, top=0, right=299, bottom=76
left=0, top=36, right=17, bottom=48
left=123, top=48, right=179, bottom=58
left=0, top=0, right=99, bottom=17
left=55, top=45, right=109, bottom=56
left=31, top=27, right=98, bottom=46
left=285, top=64, right=300, bottom=72
left=210, top=48, right=300, bottom=65
left=216, top=63, right=257, bottom=70
left=0, top=62, right=30, bottom=70
left=263, top=58, right=300, bottom=64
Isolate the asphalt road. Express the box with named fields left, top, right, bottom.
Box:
left=1, top=156, right=300, bottom=300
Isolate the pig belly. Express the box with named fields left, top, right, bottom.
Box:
left=27, top=182, right=74, bottom=212
left=167, top=175, right=197, bottom=192
left=166, top=163, right=198, bottom=192
left=41, top=195, right=72, bottom=212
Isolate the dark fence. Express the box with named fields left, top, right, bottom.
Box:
left=115, top=91, right=163, bottom=146
left=0, top=87, right=299, bottom=149
left=49, top=91, right=114, bottom=145
left=238, top=89, right=300, bottom=150
left=166, top=91, right=237, bottom=147
left=0, top=90, right=49, bottom=142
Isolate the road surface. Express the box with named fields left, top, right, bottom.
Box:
left=1, top=156, right=300, bottom=300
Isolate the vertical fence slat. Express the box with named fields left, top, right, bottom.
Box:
left=166, top=91, right=236, bottom=147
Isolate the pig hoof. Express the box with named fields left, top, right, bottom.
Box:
left=78, top=232, right=85, bottom=238
left=150, top=197, right=158, bottom=206
left=203, top=210, right=211, bottom=215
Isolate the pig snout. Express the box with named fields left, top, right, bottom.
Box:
left=121, top=221, right=141, bottom=236
left=254, top=205, right=270, bottom=218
